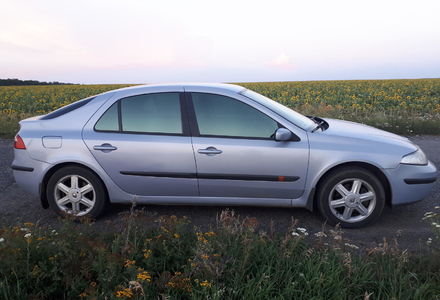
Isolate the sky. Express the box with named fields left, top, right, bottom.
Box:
left=1, top=0, right=439, bottom=84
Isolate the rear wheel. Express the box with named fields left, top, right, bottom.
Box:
left=47, top=166, right=107, bottom=218
left=316, top=167, right=385, bottom=228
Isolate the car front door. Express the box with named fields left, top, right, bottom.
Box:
left=187, top=91, right=309, bottom=200
left=82, top=90, right=198, bottom=197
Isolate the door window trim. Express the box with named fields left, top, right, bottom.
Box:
left=185, top=92, right=300, bottom=141
left=93, top=92, right=190, bottom=137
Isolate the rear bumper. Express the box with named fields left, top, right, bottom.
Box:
left=12, top=149, right=52, bottom=197
left=384, top=161, right=437, bottom=205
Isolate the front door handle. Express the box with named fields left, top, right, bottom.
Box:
left=198, top=146, right=223, bottom=155
left=93, top=143, right=117, bottom=152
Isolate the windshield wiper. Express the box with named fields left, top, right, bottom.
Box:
left=311, top=120, right=326, bottom=133
left=308, top=116, right=327, bottom=133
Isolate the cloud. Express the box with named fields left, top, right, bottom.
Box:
left=268, top=53, right=296, bottom=70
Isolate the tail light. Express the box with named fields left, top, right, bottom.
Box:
left=14, top=135, right=26, bottom=149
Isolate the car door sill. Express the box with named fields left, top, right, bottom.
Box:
left=110, top=195, right=300, bottom=207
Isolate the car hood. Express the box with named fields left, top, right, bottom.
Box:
left=321, top=118, right=411, bottom=143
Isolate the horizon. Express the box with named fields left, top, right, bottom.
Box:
left=1, top=0, right=439, bottom=84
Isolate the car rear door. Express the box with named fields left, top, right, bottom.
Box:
left=82, top=88, right=198, bottom=197
left=186, top=91, right=309, bottom=200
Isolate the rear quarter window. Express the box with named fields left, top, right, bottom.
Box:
left=40, top=97, right=95, bottom=120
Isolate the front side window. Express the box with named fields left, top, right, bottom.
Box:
left=191, top=93, right=279, bottom=139
left=94, top=93, right=183, bottom=134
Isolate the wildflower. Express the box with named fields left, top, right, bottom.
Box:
left=0, top=237, right=5, bottom=243
left=344, top=243, right=359, bottom=250
left=200, top=280, right=212, bottom=288
left=24, top=222, right=34, bottom=227
left=427, top=238, right=432, bottom=245
left=291, top=232, right=300, bottom=237
left=115, top=288, right=133, bottom=298
left=201, top=254, right=209, bottom=260
left=24, top=233, right=32, bottom=239
left=197, top=236, right=208, bottom=243
left=137, top=271, right=152, bottom=282
left=173, top=233, right=180, bottom=239
left=295, top=228, right=309, bottom=236
left=314, top=231, right=327, bottom=238
left=124, top=259, right=136, bottom=268
left=143, top=249, right=152, bottom=259
left=204, top=231, right=216, bottom=237
left=79, top=292, right=87, bottom=298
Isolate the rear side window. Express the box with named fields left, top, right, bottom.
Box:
left=95, top=102, right=119, bottom=131
left=94, top=93, right=183, bottom=135
left=41, top=97, right=94, bottom=120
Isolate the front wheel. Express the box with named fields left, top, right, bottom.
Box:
left=316, top=167, right=385, bottom=228
left=47, top=166, right=107, bottom=218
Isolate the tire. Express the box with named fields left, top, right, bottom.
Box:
left=47, top=166, right=107, bottom=219
left=316, top=166, right=385, bottom=228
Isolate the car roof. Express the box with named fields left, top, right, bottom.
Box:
left=109, top=82, right=246, bottom=94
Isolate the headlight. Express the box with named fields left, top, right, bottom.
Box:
left=401, top=149, right=428, bottom=165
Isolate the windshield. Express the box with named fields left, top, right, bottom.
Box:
left=241, top=89, right=316, bottom=131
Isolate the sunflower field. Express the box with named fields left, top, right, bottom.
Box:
left=1, top=79, right=440, bottom=138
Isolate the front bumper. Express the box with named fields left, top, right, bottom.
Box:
left=384, top=161, right=437, bottom=205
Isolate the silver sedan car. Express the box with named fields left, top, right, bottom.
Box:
left=12, top=83, right=437, bottom=227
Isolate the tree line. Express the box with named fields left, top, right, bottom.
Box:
left=0, top=78, right=74, bottom=86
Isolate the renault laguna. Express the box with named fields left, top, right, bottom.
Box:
left=12, top=83, right=437, bottom=228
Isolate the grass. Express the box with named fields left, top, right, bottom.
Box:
left=1, top=79, right=440, bottom=138
left=0, top=208, right=439, bottom=300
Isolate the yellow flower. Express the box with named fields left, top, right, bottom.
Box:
left=124, top=259, right=136, bottom=268
left=173, top=233, right=180, bottom=239
left=204, top=231, right=216, bottom=237
left=115, top=288, right=133, bottom=298
left=137, top=271, right=152, bottom=282
left=200, top=280, right=212, bottom=288
left=24, top=222, right=35, bottom=227
left=197, top=236, right=208, bottom=243
left=201, top=254, right=209, bottom=260
left=143, top=249, right=152, bottom=259
left=79, top=292, right=87, bottom=298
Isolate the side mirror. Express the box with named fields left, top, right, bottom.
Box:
left=274, top=128, right=292, bottom=141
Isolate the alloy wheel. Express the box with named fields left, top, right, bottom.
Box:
left=54, top=175, right=96, bottom=216
left=328, top=178, right=376, bottom=223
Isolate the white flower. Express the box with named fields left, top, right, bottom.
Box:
left=344, top=243, right=359, bottom=250
left=24, top=233, right=32, bottom=239
left=426, top=238, right=432, bottom=245
left=20, top=228, right=29, bottom=232
left=0, top=237, right=5, bottom=243
left=435, top=206, right=440, bottom=209
left=314, top=231, right=327, bottom=238
left=291, top=232, right=300, bottom=237
left=436, top=225, right=440, bottom=228
left=296, top=227, right=307, bottom=233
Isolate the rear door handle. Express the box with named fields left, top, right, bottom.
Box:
left=198, top=147, right=222, bottom=155
left=93, top=143, right=117, bottom=152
